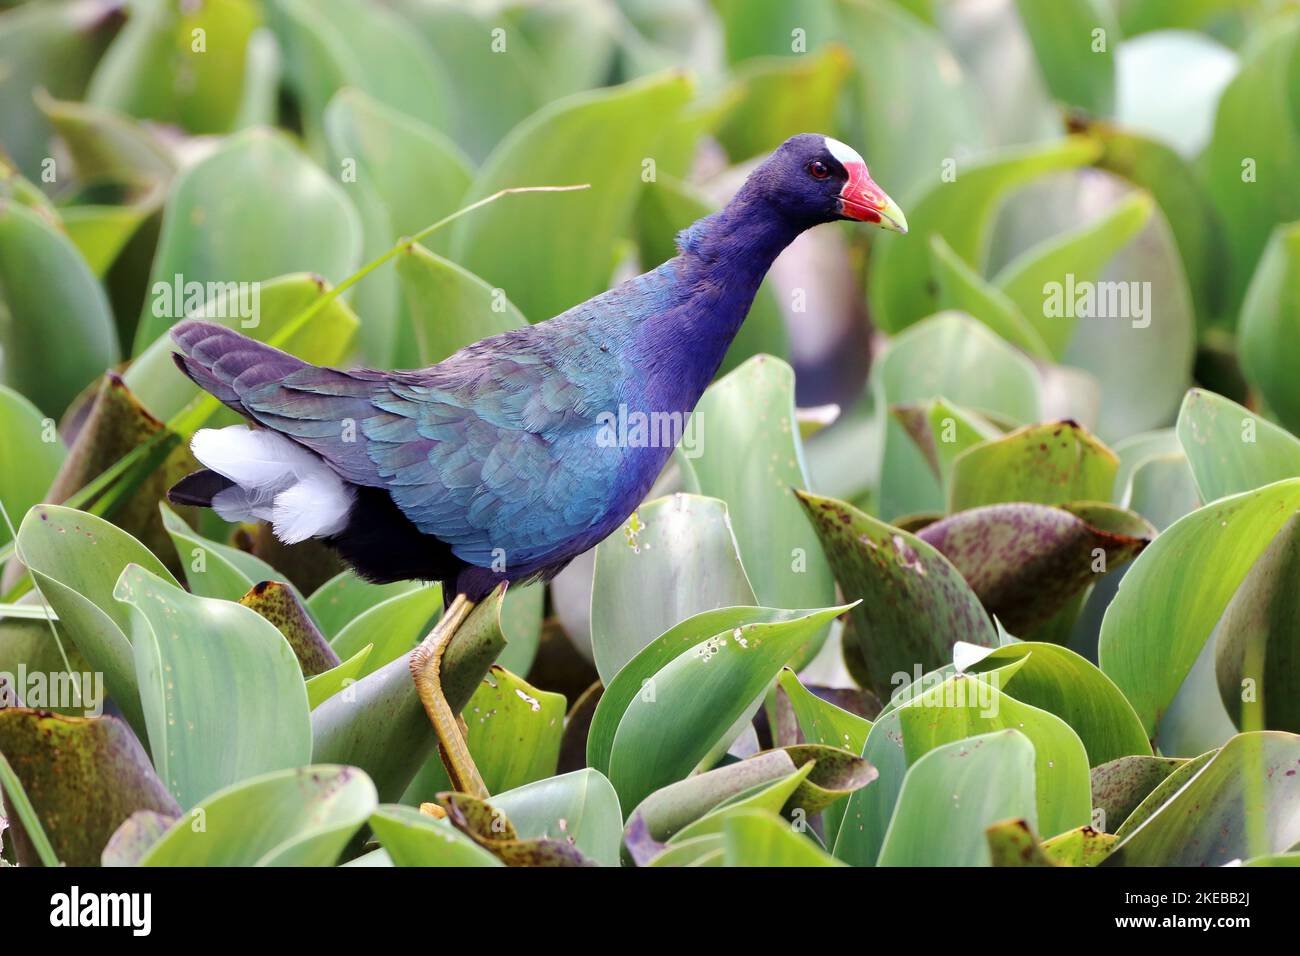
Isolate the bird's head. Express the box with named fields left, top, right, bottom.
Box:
left=749, top=133, right=908, bottom=234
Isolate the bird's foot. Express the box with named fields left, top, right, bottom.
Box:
left=409, top=593, right=488, bottom=798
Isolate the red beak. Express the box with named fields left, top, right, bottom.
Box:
left=839, top=162, right=908, bottom=233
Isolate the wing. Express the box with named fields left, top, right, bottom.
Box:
left=238, top=325, right=633, bottom=568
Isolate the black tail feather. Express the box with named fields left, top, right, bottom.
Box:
left=168, top=469, right=236, bottom=508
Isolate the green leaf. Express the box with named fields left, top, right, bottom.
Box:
left=126, top=273, right=360, bottom=423
left=1013, top=0, right=1116, bottom=115
left=949, top=420, right=1118, bottom=512
left=491, top=768, right=623, bottom=867
left=133, top=128, right=360, bottom=354
left=986, top=818, right=1055, bottom=866
left=458, top=666, right=565, bottom=795
left=367, top=804, right=501, bottom=867
left=305, top=643, right=371, bottom=710
left=777, top=669, right=873, bottom=755
left=310, top=586, right=507, bottom=802
left=878, top=730, right=1039, bottom=866
left=236, top=580, right=338, bottom=677
left=797, top=490, right=995, bottom=700
left=116, top=563, right=312, bottom=808
left=159, top=503, right=278, bottom=602
left=1176, top=387, right=1300, bottom=503
left=929, top=235, right=1051, bottom=358
left=329, top=582, right=441, bottom=678
left=394, top=243, right=527, bottom=367
left=917, top=502, right=1150, bottom=636
left=896, top=676, right=1093, bottom=839
left=1240, top=222, right=1300, bottom=434
left=1099, top=479, right=1300, bottom=735
left=323, top=88, right=474, bottom=365
left=874, top=313, right=1042, bottom=518
left=590, top=610, right=824, bottom=775
left=1041, top=825, right=1117, bottom=866
left=1106, top=732, right=1300, bottom=866
left=590, top=495, right=756, bottom=686
left=722, top=808, right=846, bottom=867
left=690, top=357, right=837, bottom=669
left=136, top=765, right=376, bottom=866
left=306, top=570, right=417, bottom=639
left=0, top=385, right=66, bottom=548
left=0, top=748, right=59, bottom=867
left=35, top=88, right=177, bottom=184
left=17, top=505, right=181, bottom=738
left=1089, top=754, right=1186, bottom=833
left=966, top=642, right=1153, bottom=765
left=1201, top=17, right=1300, bottom=312
left=0, top=710, right=178, bottom=866
left=0, top=201, right=119, bottom=416
left=450, top=72, right=692, bottom=323
left=992, top=192, right=1153, bottom=359
left=607, top=604, right=848, bottom=810
left=869, top=136, right=1099, bottom=334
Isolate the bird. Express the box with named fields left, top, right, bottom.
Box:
left=166, top=133, right=905, bottom=793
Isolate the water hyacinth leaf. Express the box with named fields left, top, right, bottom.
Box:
left=133, top=128, right=360, bottom=354
left=898, top=676, right=1092, bottom=838
left=890, top=397, right=1003, bottom=493
left=714, top=45, right=850, bottom=162
left=1041, top=825, right=1117, bottom=866
left=100, top=810, right=177, bottom=867
left=929, top=234, right=1051, bottom=359
left=329, top=582, right=442, bottom=678
left=797, top=491, right=995, bottom=701
left=305, top=643, right=371, bottom=709
left=986, top=817, right=1054, bottom=867
left=1099, top=480, right=1300, bottom=735
left=306, top=570, right=417, bottom=639
left=949, top=420, right=1118, bottom=512
left=607, top=604, right=847, bottom=811
left=878, top=729, right=1039, bottom=867
left=237, top=581, right=339, bottom=677
left=87, top=0, right=260, bottom=134
left=159, top=503, right=267, bottom=602
left=869, top=136, right=1098, bottom=334
left=1176, top=387, right=1300, bottom=503
left=496, top=581, right=545, bottom=681
left=367, top=804, right=501, bottom=867
left=874, top=313, right=1041, bottom=519
left=450, top=72, right=692, bottom=324
left=0, top=710, right=179, bottom=866
left=722, top=809, right=846, bottom=867
left=136, top=765, right=377, bottom=866
left=1089, top=754, right=1186, bottom=833
left=458, top=666, right=565, bottom=795
left=35, top=88, right=177, bottom=185
left=589, top=494, right=755, bottom=686
left=433, top=791, right=595, bottom=867
left=116, top=563, right=312, bottom=808
left=60, top=203, right=153, bottom=278
left=1239, top=222, right=1300, bottom=435
left=964, top=642, right=1152, bottom=765
left=0, top=386, right=66, bottom=548
left=490, top=769, right=623, bottom=868
left=395, top=244, right=527, bottom=368
left=0, top=201, right=119, bottom=417
left=1125, top=451, right=1201, bottom=532
left=1013, top=0, right=1116, bottom=116
left=992, top=192, right=1153, bottom=359
left=1201, top=19, right=1300, bottom=312
left=324, top=89, right=474, bottom=365
left=310, top=586, right=507, bottom=802
left=1106, top=732, right=1300, bottom=866
left=126, top=273, right=360, bottom=423
left=778, top=744, right=878, bottom=817
left=690, top=357, right=837, bottom=668
left=16, top=505, right=182, bottom=738
left=834, top=0, right=984, bottom=204
left=0, top=748, right=59, bottom=866
left=916, top=502, right=1151, bottom=636
left=1213, top=513, right=1300, bottom=732
left=777, top=669, right=872, bottom=755
left=268, top=0, right=451, bottom=155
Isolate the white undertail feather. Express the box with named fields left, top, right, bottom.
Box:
left=190, top=425, right=354, bottom=544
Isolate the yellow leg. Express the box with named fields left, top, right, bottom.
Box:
left=409, top=593, right=487, bottom=798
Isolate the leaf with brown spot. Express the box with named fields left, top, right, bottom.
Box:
left=918, top=502, right=1153, bottom=635
left=239, top=580, right=339, bottom=676
left=986, top=817, right=1055, bottom=867
left=436, top=791, right=596, bottom=867
left=797, top=490, right=996, bottom=700
left=0, top=710, right=178, bottom=866
left=1042, top=825, right=1117, bottom=866
left=101, top=809, right=176, bottom=867
left=1090, top=754, right=1190, bottom=834
left=779, top=743, right=877, bottom=817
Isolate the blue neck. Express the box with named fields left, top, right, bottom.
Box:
left=637, top=191, right=803, bottom=408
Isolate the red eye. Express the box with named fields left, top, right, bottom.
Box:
left=808, top=160, right=830, bottom=180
